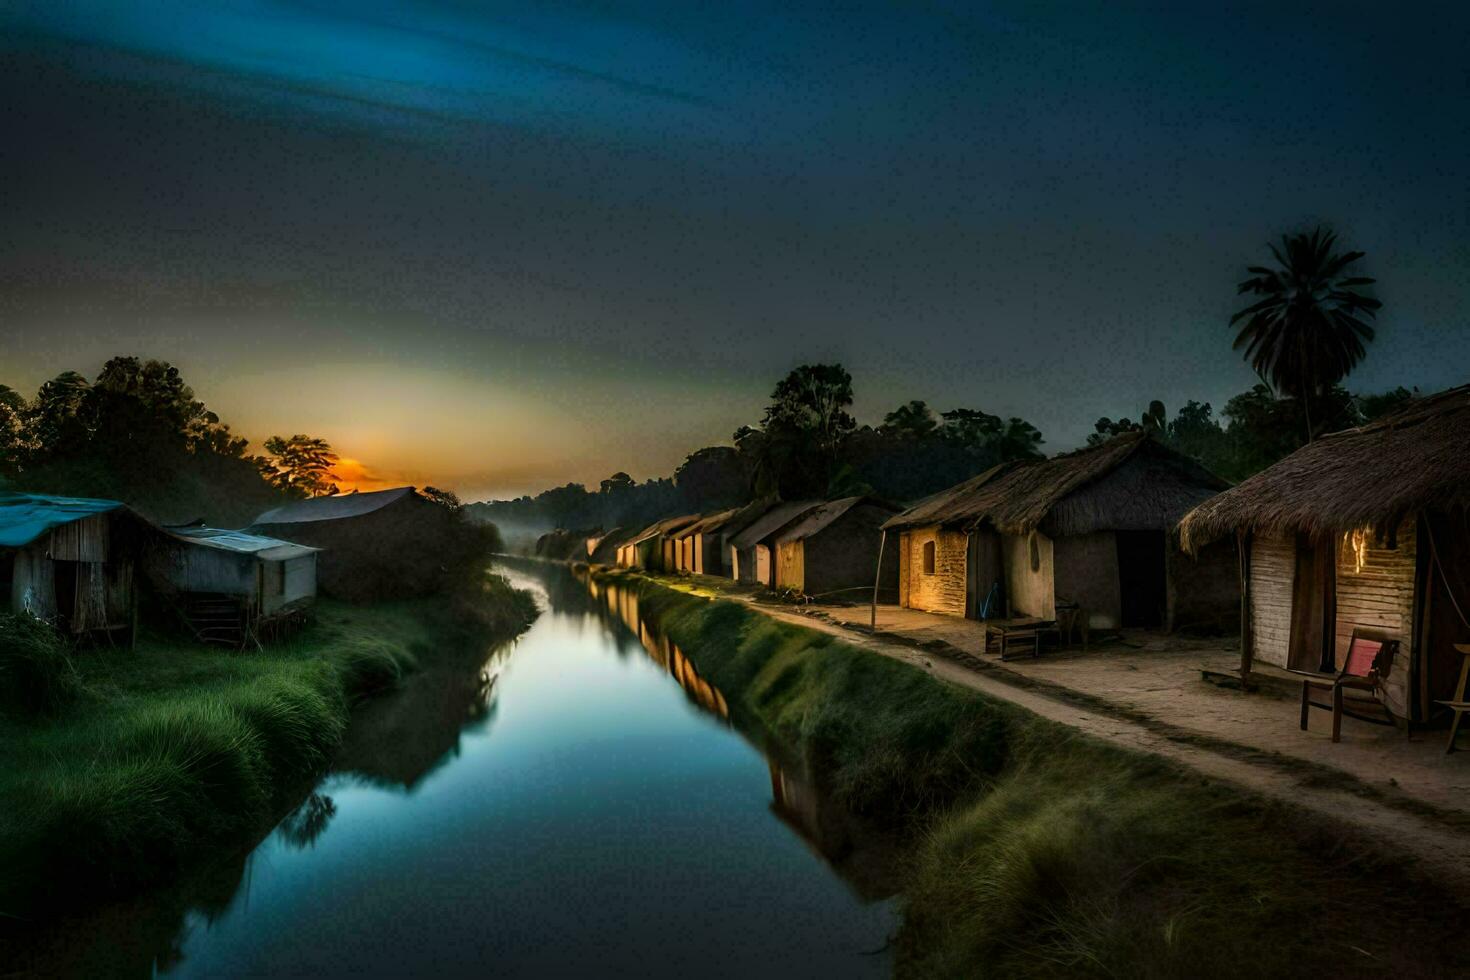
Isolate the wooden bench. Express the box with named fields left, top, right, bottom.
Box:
left=985, top=619, right=1058, bottom=661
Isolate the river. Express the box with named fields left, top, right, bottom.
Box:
left=23, top=562, right=899, bottom=977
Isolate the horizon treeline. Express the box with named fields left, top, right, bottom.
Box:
left=0, top=357, right=357, bottom=526
left=470, top=363, right=1421, bottom=538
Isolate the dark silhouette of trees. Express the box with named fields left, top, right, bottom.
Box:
left=673, top=446, right=748, bottom=510
left=3, top=357, right=284, bottom=524
left=262, top=435, right=340, bottom=498
left=1231, top=227, right=1381, bottom=440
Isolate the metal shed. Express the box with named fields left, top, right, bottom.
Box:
left=0, top=492, right=146, bottom=640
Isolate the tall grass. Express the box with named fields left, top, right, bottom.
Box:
left=0, top=585, right=536, bottom=916
left=0, top=613, right=80, bottom=715
left=611, top=572, right=1470, bottom=978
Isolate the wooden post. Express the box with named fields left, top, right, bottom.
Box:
left=1238, top=531, right=1253, bottom=683
left=871, top=530, right=887, bottom=630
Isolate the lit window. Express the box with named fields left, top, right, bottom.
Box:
left=923, top=540, right=936, bottom=575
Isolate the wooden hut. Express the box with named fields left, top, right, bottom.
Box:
left=772, top=496, right=900, bottom=600
left=249, top=486, right=452, bottom=600
left=670, top=508, right=743, bottom=576
left=0, top=492, right=148, bottom=639
left=587, top=527, right=628, bottom=564
left=1178, top=386, right=1470, bottom=722
left=616, top=515, right=699, bottom=571
left=730, top=500, right=822, bottom=587
left=147, top=526, right=319, bottom=646
left=884, top=433, right=1238, bottom=631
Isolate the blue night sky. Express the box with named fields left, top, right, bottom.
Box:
left=2, top=2, right=1468, bottom=499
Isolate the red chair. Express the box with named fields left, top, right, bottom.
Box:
left=1299, top=628, right=1401, bottom=742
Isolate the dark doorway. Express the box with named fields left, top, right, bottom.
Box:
left=53, top=560, right=78, bottom=633
left=1116, top=530, right=1166, bottom=628
left=966, top=527, right=1005, bottom=620
left=1422, top=512, right=1470, bottom=718
left=1288, top=534, right=1336, bottom=673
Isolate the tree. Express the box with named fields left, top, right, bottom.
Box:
left=0, top=385, right=28, bottom=477
left=422, top=486, right=462, bottom=511
left=880, top=400, right=938, bottom=441
left=673, top=446, right=748, bottom=510
left=1358, top=386, right=1417, bottom=422
left=1231, top=227, right=1381, bottom=440
left=263, top=435, right=340, bottom=498
left=757, top=364, right=857, bottom=498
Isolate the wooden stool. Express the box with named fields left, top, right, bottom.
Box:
left=1435, top=644, right=1470, bottom=754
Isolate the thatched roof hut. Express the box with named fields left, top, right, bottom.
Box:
left=886, top=432, right=1228, bottom=537
left=1176, top=385, right=1470, bottom=724
left=1179, top=385, right=1470, bottom=551
left=882, top=434, right=1236, bottom=631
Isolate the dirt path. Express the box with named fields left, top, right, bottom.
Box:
left=741, top=597, right=1470, bottom=890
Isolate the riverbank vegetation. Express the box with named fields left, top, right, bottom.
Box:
left=0, top=574, right=537, bottom=917
left=603, top=570, right=1468, bottom=978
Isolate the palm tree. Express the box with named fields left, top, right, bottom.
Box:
left=1230, top=227, right=1380, bottom=440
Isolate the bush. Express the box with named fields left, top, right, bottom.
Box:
left=0, top=614, right=79, bottom=716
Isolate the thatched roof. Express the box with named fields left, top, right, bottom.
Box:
left=884, top=432, right=1228, bottom=537
left=1178, top=385, right=1470, bottom=552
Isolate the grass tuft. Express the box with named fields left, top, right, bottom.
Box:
left=0, top=613, right=81, bottom=716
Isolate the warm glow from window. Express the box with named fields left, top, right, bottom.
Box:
left=1344, top=527, right=1371, bottom=574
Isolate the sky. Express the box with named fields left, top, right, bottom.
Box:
left=2, top=1, right=1468, bottom=501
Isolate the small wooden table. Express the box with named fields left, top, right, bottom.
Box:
left=1435, top=644, right=1470, bottom=754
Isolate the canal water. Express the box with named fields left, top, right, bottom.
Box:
left=27, top=563, right=899, bottom=977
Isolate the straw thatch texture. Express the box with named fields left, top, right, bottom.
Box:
left=1178, top=385, right=1470, bottom=552
left=884, top=433, right=1227, bottom=537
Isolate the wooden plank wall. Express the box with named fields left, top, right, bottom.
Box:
left=1334, top=516, right=1416, bottom=717
left=775, top=540, right=804, bottom=592
left=1248, top=533, right=1296, bottom=669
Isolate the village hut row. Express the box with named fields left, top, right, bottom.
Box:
left=600, top=495, right=901, bottom=600
left=882, top=432, right=1239, bottom=632
left=1, top=485, right=454, bottom=647
left=1178, top=385, right=1470, bottom=724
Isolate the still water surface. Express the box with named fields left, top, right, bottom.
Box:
left=93, top=563, right=896, bottom=977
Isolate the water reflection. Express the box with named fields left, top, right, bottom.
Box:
left=333, top=640, right=518, bottom=792
left=581, top=570, right=900, bottom=899
left=275, top=793, right=337, bottom=850
left=8, top=562, right=897, bottom=978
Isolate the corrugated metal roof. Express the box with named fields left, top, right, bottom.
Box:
left=251, top=486, right=417, bottom=525
left=774, top=496, right=895, bottom=543
left=671, top=507, right=742, bottom=540
left=729, top=500, right=822, bottom=550
left=164, top=526, right=320, bottom=561
left=628, top=513, right=700, bottom=546
left=0, top=492, right=126, bottom=548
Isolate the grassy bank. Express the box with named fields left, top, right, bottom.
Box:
left=0, top=572, right=537, bottom=916
left=600, top=570, right=1468, bottom=978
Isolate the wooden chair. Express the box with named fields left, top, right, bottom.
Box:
left=1299, top=628, right=1401, bottom=743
